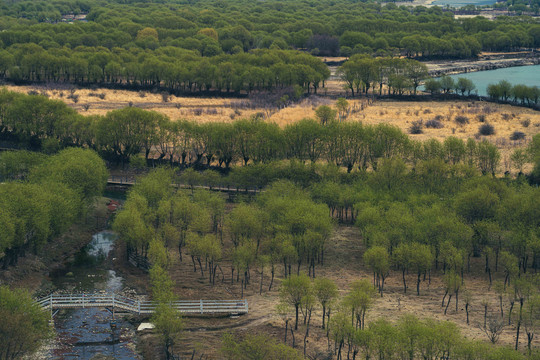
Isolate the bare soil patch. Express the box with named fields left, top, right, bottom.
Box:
left=113, top=225, right=536, bottom=359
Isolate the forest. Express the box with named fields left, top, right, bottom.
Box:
left=1, top=89, right=539, bottom=357
left=0, top=0, right=539, bottom=358
left=0, top=0, right=537, bottom=96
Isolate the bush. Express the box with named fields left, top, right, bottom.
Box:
left=409, top=120, right=423, bottom=134
left=478, top=123, right=495, bottom=136
left=455, top=115, right=469, bottom=125
left=477, top=114, right=486, bottom=123
left=521, top=119, right=531, bottom=128
left=425, top=119, right=444, bottom=129
left=510, top=131, right=526, bottom=141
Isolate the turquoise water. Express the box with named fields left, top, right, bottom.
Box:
left=431, top=0, right=496, bottom=7
left=427, top=64, right=540, bottom=97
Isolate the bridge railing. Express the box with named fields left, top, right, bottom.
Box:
left=36, top=293, right=248, bottom=315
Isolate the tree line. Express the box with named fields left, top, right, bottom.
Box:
left=487, top=80, right=540, bottom=105
left=337, top=55, right=429, bottom=96
left=0, top=47, right=329, bottom=95
left=2, top=89, right=530, bottom=179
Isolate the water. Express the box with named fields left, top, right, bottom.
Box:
left=48, top=231, right=140, bottom=360
left=431, top=0, right=496, bottom=7
left=426, top=64, right=540, bottom=97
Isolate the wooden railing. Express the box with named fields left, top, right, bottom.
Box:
left=37, top=293, right=248, bottom=315
left=107, top=175, right=262, bottom=194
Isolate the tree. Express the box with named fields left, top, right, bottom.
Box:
left=313, top=277, right=338, bottom=329
left=510, top=149, right=527, bottom=175
left=424, top=78, right=441, bottom=95
left=440, top=75, right=455, bottom=94
left=335, top=98, right=349, bottom=122
left=152, top=303, right=184, bottom=360
left=410, top=243, right=433, bottom=296
left=30, top=148, right=108, bottom=204
left=523, top=295, right=540, bottom=354
left=315, top=105, right=336, bottom=125
left=280, top=273, right=312, bottom=330
left=455, top=77, right=476, bottom=95
left=221, top=333, right=301, bottom=360
left=363, top=246, right=390, bottom=296
left=344, top=280, right=376, bottom=330
left=406, top=60, right=428, bottom=95
left=0, top=286, right=52, bottom=360
left=393, top=243, right=412, bottom=293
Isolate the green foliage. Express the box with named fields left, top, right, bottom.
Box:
left=280, top=273, right=312, bottom=330
left=0, top=285, right=52, bottom=360
left=30, top=147, right=108, bottom=202
left=221, top=333, right=301, bottom=360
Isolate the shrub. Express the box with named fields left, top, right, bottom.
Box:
left=478, top=123, right=495, bottom=136
left=510, top=131, right=526, bottom=141
left=477, top=114, right=486, bottom=123
left=455, top=115, right=469, bottom=125
left=425, top=119, right=444, bottom=129
left=409, top=120, right=423, bottom=134
left=521, top=119, right=531, bottom=128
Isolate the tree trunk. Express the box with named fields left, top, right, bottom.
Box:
left=444, top=294, right=453, bottom=315
left=322, top=305, right=326, bottom=329
left=295, top=304, right=299, bottom=330
left=402, top=269, right=407, bottom=293
left=269, top=265, right=275, bottom=291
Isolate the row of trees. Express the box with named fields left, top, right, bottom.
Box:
left=337, top=56, right=429, bottom=97
left=0, top=148, right=108, bottom=268
left=487, top=80, right=540, bottom=105
left=0, top=47, right=329, bottom=94
left=1, top=89, right=522, bottom=177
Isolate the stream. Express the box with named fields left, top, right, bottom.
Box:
left=46, top=231, right=141, bottom=360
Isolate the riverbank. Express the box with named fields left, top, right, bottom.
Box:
left=0, top=197, right=111, bottom=296
left=425, top=52, right=540, bottom=77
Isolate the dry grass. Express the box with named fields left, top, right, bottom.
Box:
left=7, top=84, right=540, bottom=174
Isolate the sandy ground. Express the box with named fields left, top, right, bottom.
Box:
left=113, top=225, right=539, bottom=359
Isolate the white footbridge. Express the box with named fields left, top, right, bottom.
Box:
left=37, top=293, right=248, bottom=316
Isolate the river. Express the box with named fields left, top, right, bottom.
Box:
left=45, top=231, right=141, bottom=360
left=424, top=64, right=540, bottom=97
left=431, top=0, right=496, bottom=7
